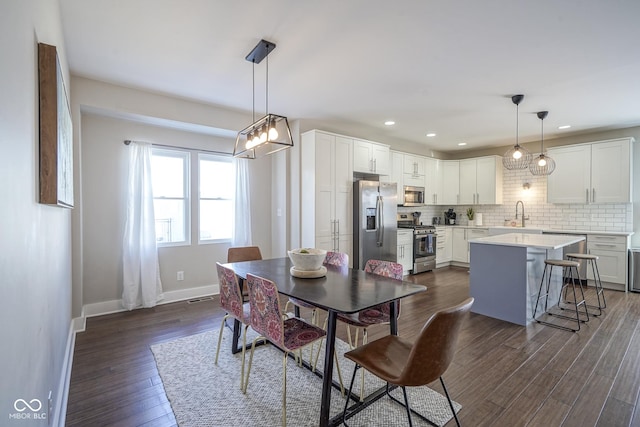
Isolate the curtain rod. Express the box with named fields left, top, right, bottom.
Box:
left=123, top=139, right=232, bottom=157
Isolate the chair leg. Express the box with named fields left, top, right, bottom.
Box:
left=282, top=352, right=288, bottom=427
left=440, top=376, right=460, bottom=427
left=215, top=314, right=230, bottom=365
left=243, top=335, right=266, bottom=393
left=239, top=324, right=249, bottom=391
left=333, top=349, right=345, bottom=396
left=401, top=386, right=414, bottom=427
left=312, top=317, right=329, bottom=373
left=283, top=299, right=292, bottom=314
left=342, top=364, right=360, bottom=426
left=359, top=328, right=368, bottom=401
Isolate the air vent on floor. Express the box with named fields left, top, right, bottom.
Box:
left=187, top=296, right=214, bottom=304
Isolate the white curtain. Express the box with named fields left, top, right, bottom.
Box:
left=122, top=142, right=164, bottom=310
left=232, top=157, right=252, bottom=246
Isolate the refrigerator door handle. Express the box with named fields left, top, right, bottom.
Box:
left=376, top=195, right=383, bottom=247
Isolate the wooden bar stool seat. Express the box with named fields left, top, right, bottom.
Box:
left=566, top=253, right=606, bottom=316
left=532, top=258, right=589, bottom=332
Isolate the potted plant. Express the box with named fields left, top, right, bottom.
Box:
left=466, top=207, right=475, bottom=225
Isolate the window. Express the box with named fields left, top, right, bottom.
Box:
left=151, top=149, right=190, bottom=245
left=199, top=154, right=233, bottom=242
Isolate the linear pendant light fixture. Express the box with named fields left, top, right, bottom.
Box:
left=502, top=94, right=532, bottom=170
left=233, top=39, right=293, bottom=159
left=529, top=111, right=556, bottom=176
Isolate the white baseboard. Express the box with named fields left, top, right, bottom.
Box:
left=53, top=321, right=77, bottom=427
left=83, top=284, right=219, bottom=319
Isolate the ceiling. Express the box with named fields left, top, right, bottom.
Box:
left=59, top=0, right=640, bottom=153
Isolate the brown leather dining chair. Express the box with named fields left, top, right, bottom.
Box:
left=341, top=297, right=474, bottom=427
left=227, top=246, right=263, bottom=300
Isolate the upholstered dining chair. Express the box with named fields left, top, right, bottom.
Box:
left=334, top=259, right=403, bottom=400
left=227, top=246, right=263, bottom=300
left=341, top=298, right=474, bottom=427
left=214, top=262, right=251, bottom=390
left=284, top=251, right=349, bottom=366
left=244, top=273, right=344, bottom=427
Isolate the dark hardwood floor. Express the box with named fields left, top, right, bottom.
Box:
left=66, top=267, right=640, bottom=426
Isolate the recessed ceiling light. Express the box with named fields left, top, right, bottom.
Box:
left=458, top=142, right=467, bottom=146
left=426, top=133, right=436, bottom=137
left=558, top=125, right=571, bottom=130
left=384, top=121, right=395, bottom=126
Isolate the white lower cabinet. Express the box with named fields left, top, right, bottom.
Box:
left=397, top=230, right=414, bottom=275
left=451, top=228, right=468, bottom=263
left=436, top=227, right=452, bottom=266
left=587, top=234, right=629, bottom=291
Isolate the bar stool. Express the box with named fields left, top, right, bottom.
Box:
left=533, top=259, right=589, bottom=332
left=566, top=253, right=606, bottom=316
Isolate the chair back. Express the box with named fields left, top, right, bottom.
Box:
left=246, top=273, right=284, bottom=347
left=227, top=246, right=263, bottom=263
left=216, top=262, right=247, bottom=322
left=364, top=259, right=403, bottom=280
left=400, top=298, right=474, bottom=386
left=324, top=251, right=349, bottom=268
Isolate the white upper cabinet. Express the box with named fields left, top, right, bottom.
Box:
left=389, top=151, right=405, bottom=203
left=547, top=138, right=632, bottom=204
left=353, top=139, right=390, bottom=175
left=439, top=160, right=460, bottom=205
left=459, top=156, right=503, bottom=205
left=403, top=154, right=425, bottom=187
left=424, top=157, right=440, bottom=205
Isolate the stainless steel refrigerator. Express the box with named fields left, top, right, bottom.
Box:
left=353, top=180, right=398, bottom=270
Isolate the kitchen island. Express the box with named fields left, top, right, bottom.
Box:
left=468, top=233, right=586, bottom=326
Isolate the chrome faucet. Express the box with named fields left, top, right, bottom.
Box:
left=515, top=200, right=529, bottom=227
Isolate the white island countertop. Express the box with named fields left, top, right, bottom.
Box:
left=469, top=232, right=585, bottom=250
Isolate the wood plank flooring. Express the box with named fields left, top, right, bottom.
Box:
left=65, top=267, right=640, bottom=426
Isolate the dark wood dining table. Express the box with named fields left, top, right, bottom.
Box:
left=223, top=257, right=426, bottom=427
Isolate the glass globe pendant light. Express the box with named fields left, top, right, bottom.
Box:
left=502, top=94, right=532, bottom=170
left=529, top=111, right=556, bottom=175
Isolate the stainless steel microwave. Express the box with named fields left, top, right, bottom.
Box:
left=403, top=185, right=425, bottom=206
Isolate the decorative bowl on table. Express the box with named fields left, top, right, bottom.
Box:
left=288, top=248, right=327, bottom=278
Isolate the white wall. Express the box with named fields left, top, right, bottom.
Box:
left=79, top=111, right=273, bottom=307
left=0, top=1, right=73, bottom=425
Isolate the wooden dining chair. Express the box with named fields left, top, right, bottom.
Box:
left=214, top=262, right=251, bottom=390
left=334, top=259, right=403, bottom=400
left=244, top=273, right=344, bottom=427
left=341, top=298, right=474, bottom=427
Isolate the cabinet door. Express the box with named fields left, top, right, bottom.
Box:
left=403, top=154, right=425, bottom=176
left=444, top=228, right=453, bottom=261
left=353, top=139, right=372, bottom=173
left=334, top=136, right=353, bottom=236
left=466, top=229, right=488, bottom=261
left=458, top=159, right=477, bottom=204
left=451, top=228, right=467, bottom=262
left=337, top=234, right=353, bottom=267
left=372, top=143, right=390, bottom=175
left=424, top=157, right=439, bottom=205
left=588, top=248, right=626, bottom=284
left=314, top=133, right=335, bottom=237
left=475, top=156, right=501, bottom=204
left=440, top=161, right=460, bottom=205
left=590, top=139, right=631, bottom=203
left=389, top=151, right=405, bottom=203
left=547, top=145, right=591, bottom=204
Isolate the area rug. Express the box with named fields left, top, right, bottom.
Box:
left=150, top=327, right=461, bottom=426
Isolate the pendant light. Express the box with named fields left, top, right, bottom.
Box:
left=233, top=39, right=293, bottom=159
left=502, top=94, right=532, bottom=170
left=529, top=111, right=556, bottom=175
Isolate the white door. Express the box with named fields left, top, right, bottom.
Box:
left=334, top=136, right=353, bottom=236
left=315, top=133, right=335, bottom=237
left=547, top=145, right=591, bottom=204
left=590, top=139, right=631, bottom=203
left=425, top=157, right=439, bottom=205
left=390, top=151, right=405, bottom=203
left=440, top=160, right=460, bottom=205
left=458, top=159, right=476, bottom=204
left=475, top=156, right=499, bottom=204
left=372, top=143, right=390, bottom=175
left=353, top=139, right=372, bottom=173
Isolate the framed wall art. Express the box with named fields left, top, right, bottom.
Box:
left=38, top=42, right=73, bottom=208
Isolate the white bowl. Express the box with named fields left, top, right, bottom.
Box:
left=287, top=248, right=327, bottom=271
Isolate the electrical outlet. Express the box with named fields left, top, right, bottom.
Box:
left=177, top=271, right=184, bottom=281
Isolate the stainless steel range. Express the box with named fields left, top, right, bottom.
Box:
left=397, top=213, right=436, bottom=274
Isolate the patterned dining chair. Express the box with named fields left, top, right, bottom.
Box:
left=214, top=262, right=251, bottom=390
left=244, top=273, right=344, bottom=427
left=337, top=259, right=403, bottom=401
left=284, top=251, right=349, bottom=366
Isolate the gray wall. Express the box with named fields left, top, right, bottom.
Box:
left=79, top=112, right=273, bottom=306
left=1, top=1, right=72, bottom=425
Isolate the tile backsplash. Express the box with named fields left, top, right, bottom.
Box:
left=399, top=168, right=632, bottom=232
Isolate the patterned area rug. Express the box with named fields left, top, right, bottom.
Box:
left=150, top=327, right=461, bottom=426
